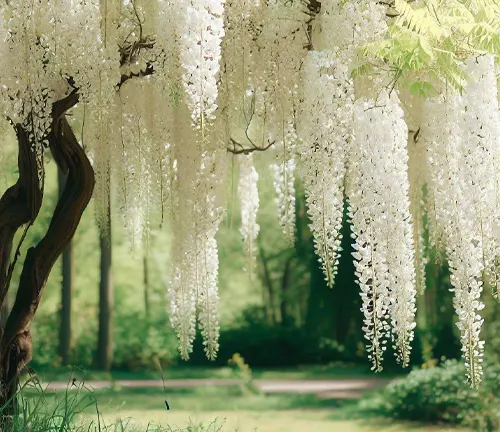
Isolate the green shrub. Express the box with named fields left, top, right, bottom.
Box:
left=367, top=359, right=500, bottom=431
left=189, top=306, right=426, bottom=368
left=113, top=312, right=178, bottom=370
left=30, top=312, right=61, bottom=369
left=31, top=310, right=178, bottom=371
left=189, top=323, right=346, bottom=367
left=31, top=298, right=430, bottom=371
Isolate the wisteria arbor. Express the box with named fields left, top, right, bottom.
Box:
left=0, top=0, right=499, bottom=408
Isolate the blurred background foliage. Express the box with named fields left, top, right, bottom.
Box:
left=3, top=129, right=500, bottom=431
left=0, top=139, right=479, bottom=374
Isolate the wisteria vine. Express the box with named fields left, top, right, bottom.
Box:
left=0, top=0, right=498, bottom=386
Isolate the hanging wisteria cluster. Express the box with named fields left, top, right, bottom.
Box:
left=349, top=90, right=416, bottom=370
left=298, top=50, right=352, bottom=288
left=419, top=56, right=500, bottom=386
left=238, top=154, right=260, bottom=276
left=0, top=0, right=500, bottom=386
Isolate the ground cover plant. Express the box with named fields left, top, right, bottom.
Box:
left=15, top=374, right=473, bottom=432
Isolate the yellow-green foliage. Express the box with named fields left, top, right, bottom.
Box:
left=228, top=353, right=258, bottom=394
left=359, top=0, right=500, bottom=94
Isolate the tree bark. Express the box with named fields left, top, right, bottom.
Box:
left=0, top=114, right=94, bottom=415
left=0, top=124, right=43, bottom=335
left=0, top=126, right=43, bottom=315
left=97, top=189, right=113, bottom=371
left=0, top=297, right=8, bottom=331
left=257, top=244, right=277, bottom=325
left=58, top=169, right=73, bottom=366
left=0, top=126, right=44, bottom=420
left=279, top=257, right=293, bottom=326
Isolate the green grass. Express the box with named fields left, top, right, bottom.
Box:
left=104, top=410, right=471, bottom=432
left=21, top=382, right=471, bottom=432
left=94, top=387, right=351, bottom=412
left=28, top=386, right=352, bottom=413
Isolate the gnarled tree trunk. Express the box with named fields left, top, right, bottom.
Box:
left=0, top=100, right=95, bottom=419
left=0, top=125, right=44, bottom=419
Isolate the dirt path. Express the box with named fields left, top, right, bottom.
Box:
left=43, top=378, right=390, bottom=399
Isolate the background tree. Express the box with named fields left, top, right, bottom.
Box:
left=97, top=196, right=113, bottom=371
left=58, top=168, right=74, bottom=366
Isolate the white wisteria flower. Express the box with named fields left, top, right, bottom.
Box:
left=349, top=91, right=416, bottom=370
left=178, top=0, right=226, bottom=126
left=272, top=122, right=297, bottom=245
left=238, top=154, right=260, bottom=276
left=298, top=50, right=353, bottom=288
left=1, top=0, right=500, bottom=386
left=423, top=94, right=483, bottom=387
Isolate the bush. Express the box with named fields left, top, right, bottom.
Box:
left=30, top=309, right=179, bottom=371
left=189, top=322, right=347, bottom=367
left=113, top=311, right=178, bottom=370
left=30, top=312, right=61, bottom=369
left=189, top=305, right=425, bottom=368
left=367, top=359, right=500, bottom=431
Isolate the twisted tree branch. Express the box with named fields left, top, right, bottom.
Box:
left=227, top=137, right=275, bottom=155
left=0, top=127, right=43, bottom=313
left=0, top=116, right=94, bottom=404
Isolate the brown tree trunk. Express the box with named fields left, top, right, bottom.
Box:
left=58, top=169, right=73, bottom=366
left=0, top=126, right=44, bottom=419
left=97, top=189, right=113, bottom=371
left=0, top=297, right=8, bottom=331
left=0, top=126, right=43, bottom=316
left=0, top=105, right=94, bottom=418
left=279, top=257, right=293, bottom=326
left=144, top=253, right=150, bottom=321
left=258, top=245, right=277, bottom=325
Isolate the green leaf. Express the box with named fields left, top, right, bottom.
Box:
left=418, top=36, right=435, bottom=60
left=351, top=63, right=374, bottom=79
left=410, top=81, right=436, bottom=97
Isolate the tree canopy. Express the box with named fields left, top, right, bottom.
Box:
left=0, top=0, right=500, bottom=389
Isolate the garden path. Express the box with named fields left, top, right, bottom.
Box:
left=44, top=377, right=390, bottom=399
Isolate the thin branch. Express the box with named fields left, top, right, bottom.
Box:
left=118, top=62, right=155, bottom=89
left=119, top=39, right=155, bottom=66
left=413, top=126, right=421, bottom=143
left=363, top=103, right=387, bottom=112
left=227, top=137, right=275, bottom=155
left=131, top=0, right=144, bottom=41
left=52, top=89, right=79, bottom=120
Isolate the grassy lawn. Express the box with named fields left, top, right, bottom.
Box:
left=96, top=410, right=470, bottom=432
left=93, top=386, right=348, bottom=411
left=22, top=383, right=471, bottom=432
